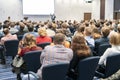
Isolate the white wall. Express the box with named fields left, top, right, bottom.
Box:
left=105, top=0, right=114, bottom=20
left=0, top=0, right=23, bottom=22
left=55, top=0, right=92, bottom=21
left=0, top=0, right=114, bottom=22
left=0, top=0, right=93, bottom=22
left=92, top=0, right=100, bottom=20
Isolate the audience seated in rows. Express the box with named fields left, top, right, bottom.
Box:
left=1, top=18, right=120, bottom=80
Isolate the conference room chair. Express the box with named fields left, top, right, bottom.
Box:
left=95, top=53, right=120, bottom=79
left=22, top=50, right=42, bottom=74
left=50, top=36, right=54, bottom=42
left=89, top=45, right=94, bottom=56
left=97, top=44, right=111, bottom=56
left=42, top=63, right=69, bottom=80
left=17, top=35, right=23, bottom=41
left=77, top=56, right=99, bottom=80
left=4, top=40, right=19, bottom=57
left=37, top=42, right=51, bottom=49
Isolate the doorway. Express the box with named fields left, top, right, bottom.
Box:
left=114, top=12, right=120, bottom=20
left=84, top=13, right=91, bottom=21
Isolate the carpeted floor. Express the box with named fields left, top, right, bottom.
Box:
left=0, top=56, right=16, bottom=80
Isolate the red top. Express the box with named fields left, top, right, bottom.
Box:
left=36, top=36, right=52, bottom=44
left=19, top=46, right=42, bottom=56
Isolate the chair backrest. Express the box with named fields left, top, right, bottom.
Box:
left=37, top=42, right=50, bottom=49
left=4, top=40, right=19, bottom=57
left=98, top=44, right=111, bottom=56
left=89, top=45, right=94, bottom=56
left=42, top=63, right=69, bottom=80
left=23, top=50, right=42, bottom=73
left=104, top=53, right=120, bottom=78
left=17, top=35, right=23, bottom=41
left=77, top=56, right=99, bottom=80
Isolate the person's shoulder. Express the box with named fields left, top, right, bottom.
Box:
left=13, top=34, right=17, bottom=36
left=44, top=45, right=53, bottom=49
left=95, top=38, right=101, bottom=43
left=104, top=48, right=112, bottom=53
left=32, top=46, right=42, bottom=50
left=65, top=47, right=73, bottom=52
left=46, top=36, right=52, bottom=40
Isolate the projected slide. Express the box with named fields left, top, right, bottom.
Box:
left=23, top=0, right=54, bottom=15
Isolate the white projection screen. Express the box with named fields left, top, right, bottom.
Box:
left=23, top=0, right=54, bottom=15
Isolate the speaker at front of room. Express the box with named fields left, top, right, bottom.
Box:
left=84, top=0, right=93, bottom=3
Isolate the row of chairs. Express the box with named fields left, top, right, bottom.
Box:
left=42, top=56, right=100, bottom=80
left=3, top=40, right=50, bottom=58
left=4, top=39, right=111, bottom=58
left=95, top=53, right=120, bottom=79
left=3, top=40, right=120, bottom=79
left=22, top=51, right=120, bottom=80
left=90, top=43, right=111, bottom=56
left=23, top=51, right=99, bottom=80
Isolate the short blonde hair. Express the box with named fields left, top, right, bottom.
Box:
left=110, top=32, right=120, bottom=45
left=38, top=27, right=47, bottom=36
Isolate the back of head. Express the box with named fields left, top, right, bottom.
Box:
left=47, top=22, right=53, bottom=29
left=3, top=20, right=10, bottom=25
left=92, top=27, right=100, bottom=34
left=61, top=23, right=68, bottom=28
left=10, top=22, right=15, bottom=28
left=72, top=34, right=90, bottom=56
left=53, top=33, right=65, bottom=45
left=110, top=32, right=120, bottom=46
left=27, top=23, right=34, bottom=32
left=84, top=27, right=92, bottom=36
left=101, top=26, right=110, bottom=37
left=23, top=33, right=36, bottom=47
left=38, top=27, right=47, bottom=37
left=3, top=24, right=9, bottom=29
left=3, top=28, right=9, bottom=35
left=77, top=25, right=85, bottom=33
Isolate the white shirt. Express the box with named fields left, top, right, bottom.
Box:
left=99, top=45, right=120, bottom=65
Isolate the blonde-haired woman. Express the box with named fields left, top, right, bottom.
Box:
left=18, top=33, right=42, bottom=56
left=36, top=27, right=52, bottom=44
left=17, top=33, right=42, bottom=80
left=99, top=32, right=120, bottom=65
left=95, top=32, right=120, bottom=80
